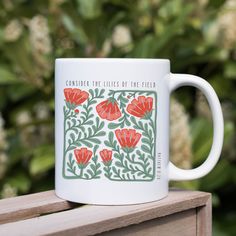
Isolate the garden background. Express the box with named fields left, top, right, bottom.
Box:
left=0, top=0, right=235, bottom=235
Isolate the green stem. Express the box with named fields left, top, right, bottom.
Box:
left=104, top=166, right=112, bottom=179
left=131, top=117, right=154, bottom=156
left=126, top=152, right=143, bottom=166
left=149, top=117, right=156, bottom=156
left=113, top=147, right=135, bottom=176
left=80, top=167, right=84, bottom=178
left=63, top=106, right=72, bottom=175
left=126, top=152, right=152, bottom=178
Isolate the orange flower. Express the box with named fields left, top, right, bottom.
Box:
left=115, top=129, right=141, bottom=152
left=74, top=148, right=93, bottom=168
left=64, top=88, right=89, bottom=108
left=127, top=96, right=153, bottom=118
left=100, top=149, right=112, bottom=166
left=96, top=98, right=121, bottom=121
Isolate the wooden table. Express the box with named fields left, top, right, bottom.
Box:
left=0, top=189, right=211, bottom=236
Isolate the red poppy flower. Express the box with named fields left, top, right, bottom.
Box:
left=127, top=96, right=153, bottom=118
left=96, top=98, right=121, bottom=121
left=64, top=88, right=89, bottom=108
left=74, top=148, right=93, bottom=168
left=100, top=149, right=112, bottom=166
left=115, top=129, right=141, bottom=152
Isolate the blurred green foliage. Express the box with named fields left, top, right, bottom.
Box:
left=0, top=0, right=235, bottom=234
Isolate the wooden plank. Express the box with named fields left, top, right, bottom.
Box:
left=196, top=195, right=212, bottom=236
left=0, top=190, right=210, bottom=236
left=0, top=191, right=77, bottom=224
left=99, top=209, right=197, bottom=236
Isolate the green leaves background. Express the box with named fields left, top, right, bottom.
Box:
left=0, top=0, right=235, bottom=234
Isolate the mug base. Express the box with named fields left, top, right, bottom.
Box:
left=55, top=189, right=168, bottom=205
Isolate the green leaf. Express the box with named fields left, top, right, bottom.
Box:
left=95, top=131, right=106, bottom=137
left=200, top=160, right=232, bottom=191
left=79, top=140, right=93, bottom=148
left=89, top=89, right=94, bottom=97
left=191, top=118, right=213, bottom=164
left=88, top=138, right=101, bottom=144
left=224, top=62, right=236, bottom=79
left=114, top=161, right=123, bottom=168
left=70, top=133, right=75, bottom=141
left=7, top=172, right=31, bottom=193
left=109, top=132, right=114, bottom=143
left=141, top=145, right=151, bottom=153
left=0, top=67, right=19, bottom=84
left=125, top=119, right=131, bottom=126
left=142, top=138, right=150, bottom=145
left=131, top=34, right=156, bottom=58
left=84, top=173, right=90, bottom=179
left=113, top=153, right=120, bottom=159
left=85, top=120, right=94, bottom=125
left=93, top=144, right=99, bottom=154
left=30, top=146, right=54, bottom=175
left=104, top=140, right=112, bottom=147
left=87, top=169, right=94, bottom=177
left=62, top=14, right=87, bottom=45
left=77, top=0, right=103, bottom=19
left=108, top=123, right=120, bottom=129
left=100, top=89, right=105, bottom=97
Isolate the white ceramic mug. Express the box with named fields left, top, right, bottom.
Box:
left=55, top=58, right=223, bottom=205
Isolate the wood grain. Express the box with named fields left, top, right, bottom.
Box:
left=0, top=189, right=210, bottom=236
left=196, top=195, right=212, bottom=236
left=0, top=191, right=77, bottom=224
left=99, top=209, right=197, bottom=236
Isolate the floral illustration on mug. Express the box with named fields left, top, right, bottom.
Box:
left=100, top=149, right=113, bottom=166
left=127, top=96, right=153, bottom=119
left=63, top=88, right=157, bottom=181
left=96, top=99, right=121, bottom=121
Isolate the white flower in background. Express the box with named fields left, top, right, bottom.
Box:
left=112, top=24, right=132, bottom=48
left=16, top=110, right=32, bottom=126
left=29, top=15, right=52, bottom=54
left=3, top=0, right=14, bottom=10
left=217, top=0, right=236, bottom=49
left=218, top=14, right=236, bottom=49
left=34, top=103, right=53, bottom=144
left=0, top=153, right=7, bottom=179
left=15, top=109, right=52, bottom=148
left=4, top=19, right=23, bottom=42
left=34, top=102, right=50, bottom=120
left=0, top=113, right=7, bottom=150
left=1, top=184, right=17, bottom=198
left=15, top=110, right=36, bottom=147
left=204, top=0, right=236, bottom=49
left=225, top=0, right=236, bottom=8
left=196, top=91, right=211, bottom=120
left=170, top=99, right=192, bottom=169
left=197, top=0, right=208, bottom=7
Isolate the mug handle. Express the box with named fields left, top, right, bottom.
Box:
left=168, top=73, right=224, bottom=181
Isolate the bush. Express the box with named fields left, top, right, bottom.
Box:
left=0, top=0, right=235, bottom=234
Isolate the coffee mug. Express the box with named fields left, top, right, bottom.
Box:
left=55, top=58, right=223, bottom=205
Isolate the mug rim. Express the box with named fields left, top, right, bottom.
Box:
left=55, top=58, right=170, bottom=63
